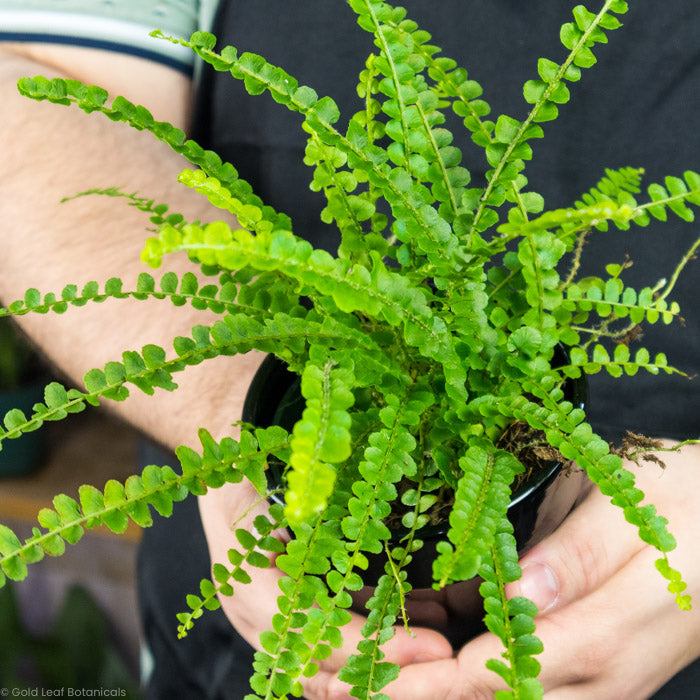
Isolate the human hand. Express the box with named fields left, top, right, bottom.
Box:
left=354, top=441, right=700, bottom=700
left=198, top=481, right=454, bottom=700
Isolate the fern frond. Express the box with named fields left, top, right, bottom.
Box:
left=284, top=353, right=355, bottom=526
left=0, top=312, right=385, bottom=450
left=177, top=168, right=285, bottom=236
left=352, top=0, right=471, bottom=224
left=387, top=16, right=494, bottom=148
left=304, top=133, right=382, bottom=264
left=337, top=472, right=438, bottom=700
left=517, top=230, right=567, bottom=327
left=472, top=0, right=629, bottom=243
left=497, top=200, right=638, bottom=238
left=510, top=381, right=691, bottom=610
left=480, top=520, right=543, bottom=700
left=160, top=28, right=469, bottom=274
left=143, top=222, right=469, bottom=404
left=499, top=169, right=700, bottom=238
left=561, top=344, right=684, bottom=379
left=337, top=569, right=403, bottom=700
left=572, top=166, right=644, bottom=231
left=335, top=383, right=435, bottom=699
left=636, top=171, right=700, bottom=225
left=177, top=507, right=286, bottom=638
left=253, top=516, right=348, bottom=700
left=16, top=76, right=287, bottom=231
left=272, top=400, right=434, bottom=695
left=433, top=439, right=523, bottom=588
left=0, top=426, right=289, bottom=587
left=348, top=0, right=471, bottom=271
left=0, top=271, right=301, bottom=322
left=61, top=186, right=189, bottom=231
left=562, top=278, right=682, bottom=329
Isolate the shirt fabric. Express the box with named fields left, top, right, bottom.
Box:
left=0, top=0, right=217, bottom=73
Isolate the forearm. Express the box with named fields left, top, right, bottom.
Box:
left=0, top=46, right=263, bottom=450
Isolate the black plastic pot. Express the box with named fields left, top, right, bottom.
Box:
left=243, top=353, right=587, bottom=647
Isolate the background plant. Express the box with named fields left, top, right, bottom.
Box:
left=0, top=1, right=699, bottom=698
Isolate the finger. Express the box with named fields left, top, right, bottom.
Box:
left=506, top=482, right=645, bottom=614
left=534, top=549, right=699, bottom=698
left=377, top=637, right=506, bottom=700
left=303, top=624, right=454, bottom=700
left=379, top=548, right=682, bottom=700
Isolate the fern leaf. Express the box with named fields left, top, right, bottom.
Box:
left=472, top=0, right=628, bottom=243
left=254, top=512, right=349, bottom=700
left=480, top=519, right=543, bottom=699
left=562, top=344, right=683, bottom=379
left=508, top=380, right=691, bottom=610
left=387, top=15, right=494, bottom=148
left=163, top=27, right=469, bottom=274
left=635, top=171, right=700, bottom=225
left=0, top=272, right=301, bottom=325
left=433, top=439, right=522, bottom=588
left=0, top=427, right=289, bottom=587
left=337, top=570, right=402, bottom=700
left=284, top=354, right=355, bottom=526
left=144, top=222, right=468, bottom=404
left=16, top=75, right=288, bottom=231
left=178, top=510, right=285, bottom=638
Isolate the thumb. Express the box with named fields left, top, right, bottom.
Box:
left=506, top=482, right=645, bottom=614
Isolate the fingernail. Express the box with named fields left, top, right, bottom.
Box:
left=519, top=562, right=559, bottom=614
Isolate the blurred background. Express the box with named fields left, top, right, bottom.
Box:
left=0, top=315, right=143, bottom=697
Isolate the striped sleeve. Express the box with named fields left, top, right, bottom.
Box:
left=0, top=0, right=219, bottom=74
